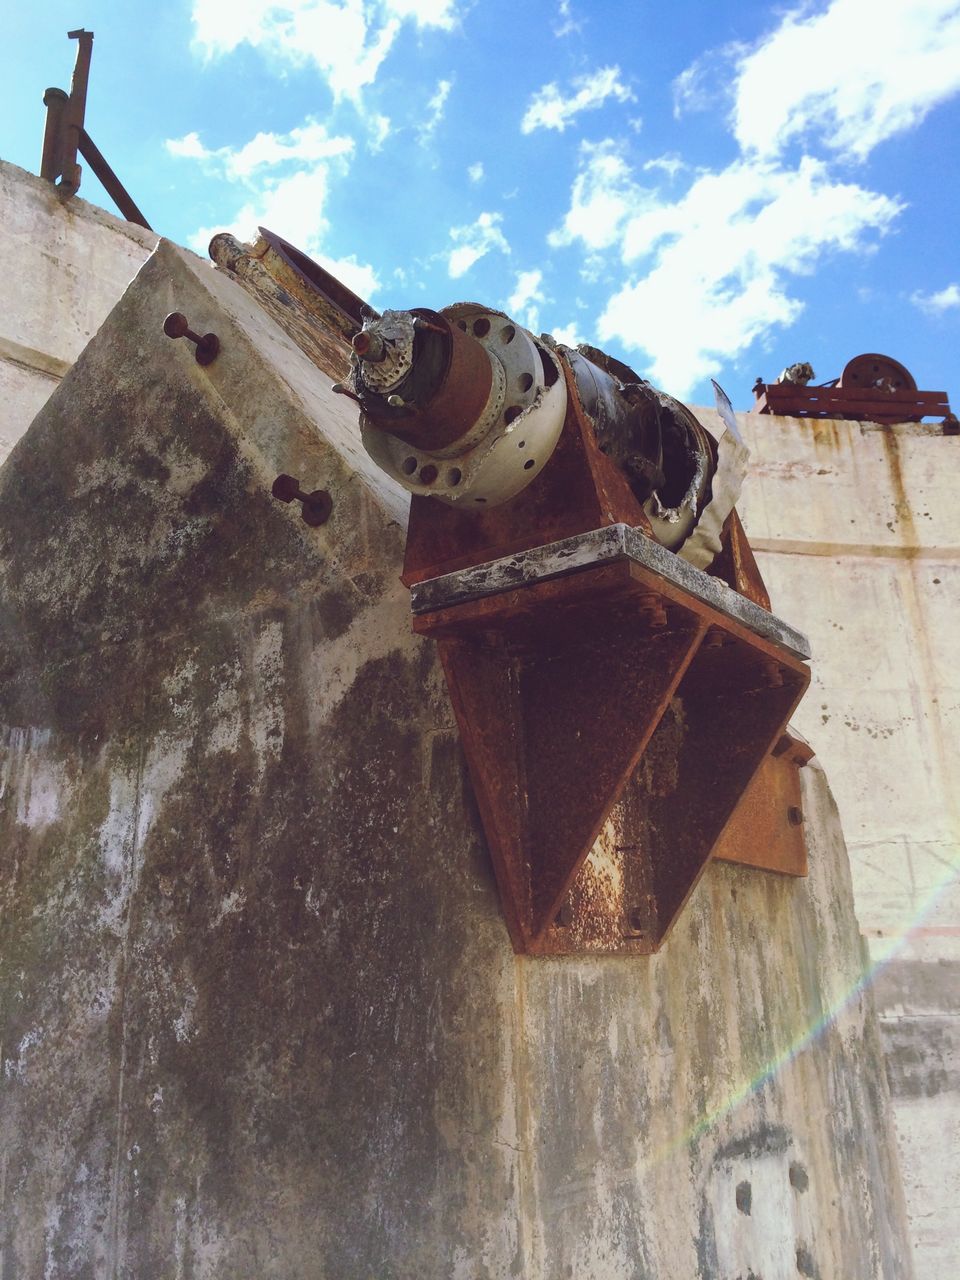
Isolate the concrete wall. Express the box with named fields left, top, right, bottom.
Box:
left=0, top=159, right=157, bottom=464
left=702, top=405, right=959, bottom=1278
left=0, top=240, right=913, bottom=1278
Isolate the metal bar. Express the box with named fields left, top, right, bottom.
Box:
left=78, top=129, right=153, bottom=229
left=57, top=29, right=94, bottom=199
left=40, top=87, right=69, bottom=181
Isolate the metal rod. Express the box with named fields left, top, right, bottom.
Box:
left=57, top=29, right=94, bottom=200
left=40, top=87, right=68, bottom=181
left=78, top=129, right=152, bottom=229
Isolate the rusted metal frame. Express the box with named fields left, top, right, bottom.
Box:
left=429, top=568, right=709, bottom=953
left=417, top=555, right=809, bottom=955
left=755, top=383, right=950, bottom=423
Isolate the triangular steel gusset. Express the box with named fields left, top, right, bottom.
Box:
left=413, top=525, right=811, bottom=955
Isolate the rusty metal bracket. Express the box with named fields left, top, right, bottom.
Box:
left=413, top=526, right=810, bottom=955
left=39, top=29, right=152, bottom=229
left=713, top=731, right=815, bottom=877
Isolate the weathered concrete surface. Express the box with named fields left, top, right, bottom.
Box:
left=0, top=243, right=912, bottom=1277
left=0, top=159, right=157, bottom=463
left=690, top=404, right=959, bottom=1278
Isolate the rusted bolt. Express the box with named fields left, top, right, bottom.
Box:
left=788, top=806, right=804, bottom=827
left=163, top=312, right=220, bottom=366
left=760, top=659, right=784, bottom=688
left=271, top=474, right=333, bottom=527
left=638, top=593, right=667, bottom=628
left=703, top=629, right=727, bottom=649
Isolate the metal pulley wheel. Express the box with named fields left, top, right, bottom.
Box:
left=839, top=354, right=917, bottom=394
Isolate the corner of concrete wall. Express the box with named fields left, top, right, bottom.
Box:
left=0, top=243, right=916, bottom=1278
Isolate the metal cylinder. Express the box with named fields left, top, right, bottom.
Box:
left=40, top=88, right=68, bottom=182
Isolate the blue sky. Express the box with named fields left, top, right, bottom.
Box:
left=6, top=0, right=960, bottom=408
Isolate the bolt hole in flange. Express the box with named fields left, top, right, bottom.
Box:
left=524, top=459, right=536, bottom=470
left=518, top=371, right=534, bottom=393
left=500, top=324, right=516, bottom=344
left=473, top=317, right=491, bottom=338
left=402, top=456, right=418, bottom=475
left=447, top=467, right=462, bottom=486
left=420, top=464, right=439, bottom=484
left=517, top=439, right=526, bottom=449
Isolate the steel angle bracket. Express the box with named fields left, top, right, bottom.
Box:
left=412, top=525, right=812, bottom=956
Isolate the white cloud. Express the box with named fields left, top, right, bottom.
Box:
left=676, top=0, right=960, bottom=160
left=521, top=66, right=635, bottom=134
left=672, top=46, right=736, bottom=120
left=548, top=140, right=647, bottom=251
left=550, top=322, right=581, bottom=347
left=911, top=283, right=960, bottom=314
left=188, top=166, right=335, bottom=257
left=467, top=161, right=484, bottom=184
left=507, top=268, right=545, bottom=330
left=165, top=131, right=208, bottom=160
left=419, top=78, right=452, bottom=143
left=554, top=0, right=581, bottom=37
left=541, top=0, right=960, bottom=400
left=368, top=113, right=391, bottom=150
left=594, top=155, right=901, bottom=395
left=643, top=154, right=686, bottom=180
left=447, top=211, right=510, bottom=278
left=314, top=251, right=380, bottom=299
left=385, top=0, right=456, bottom=25
left=191, top=0, right=458, bottom=101
left=167, top=118, right=378, bottom=294
left=165, top=120, right=354, bottom=180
